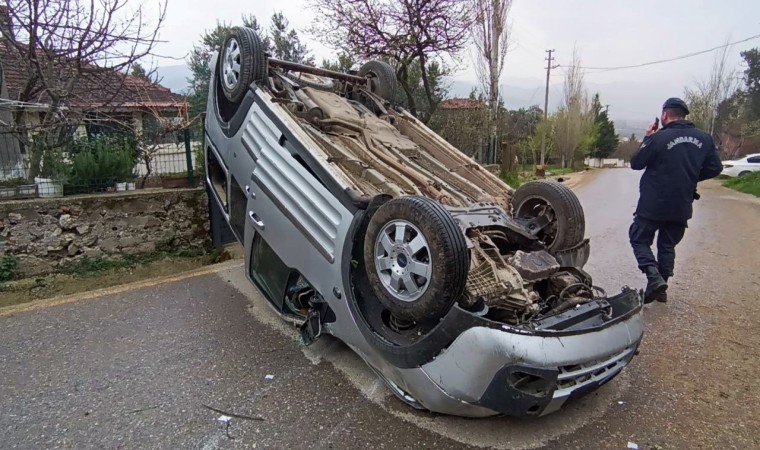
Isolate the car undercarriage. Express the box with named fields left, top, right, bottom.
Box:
left=247, top=58, right=610, bottom=329
left=204, top=25, right=644, bottom=418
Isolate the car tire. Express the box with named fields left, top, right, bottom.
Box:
left=285, top=71, right=335, bottom=91
left=513, top=179, right=585, bottom=252
left=220, top=27, right=267, bottom=104
left=357, top=60, right=398, bottom=103
left=739, top=171, right=752, bottom=177
left=364, top=196, right=468, bottom=322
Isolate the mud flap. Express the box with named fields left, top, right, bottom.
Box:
left=300, top=299, right=331, bottom=346
left=553, top=239, right=591, bottom=269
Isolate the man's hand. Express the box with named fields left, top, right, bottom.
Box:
left=646, top=121, right=659, bottom=137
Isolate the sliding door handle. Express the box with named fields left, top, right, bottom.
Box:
left=248, top=211, right=264, bottom=229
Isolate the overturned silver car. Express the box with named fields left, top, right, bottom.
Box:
left=204, top=26, right=644, bottom=418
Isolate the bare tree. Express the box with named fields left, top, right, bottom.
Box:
left=554, top=48, right=593, bottom=168
left=471, top=0, right=512, bottom=163
left=308, top=0, right=472, bottom=121
left=684, top=38, right=740, bottom=135
left=1, top=0, right=167, bottom=175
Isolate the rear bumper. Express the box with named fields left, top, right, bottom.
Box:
left=412, top=307, right=644, bottom=417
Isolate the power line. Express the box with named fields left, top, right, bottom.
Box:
left=559, top=33, right=760, bottom=72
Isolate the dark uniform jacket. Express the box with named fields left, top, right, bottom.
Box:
left=630, top=120, right=723, bottom=222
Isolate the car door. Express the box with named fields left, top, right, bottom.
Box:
left=238, top=93, right=356, bottom=318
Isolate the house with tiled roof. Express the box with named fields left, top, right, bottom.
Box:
left=0, top=5, right=188, bottom=180
left=440, top=98, right=487, bottom=110
left=0, top=38, right=188, bottom=140
left=428, top=98, right=489, bottom=161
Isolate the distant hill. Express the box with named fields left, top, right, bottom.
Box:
left=447, top=79, right=550, bottom=111
left=448, top=78, right=676, bottom=124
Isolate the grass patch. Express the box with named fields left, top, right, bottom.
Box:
left=61, top=239, right=224, bottom=279
left=545, top=166, right=576, bottom=176
left=514, top=164, right=578, bottom=175
left=500, top=171, right=521, bottom=188
left=500, top=165, right=583, bottom=188
left=723, top=172, right=760, bottom=197
left=500, top=165, right=582, bottom=187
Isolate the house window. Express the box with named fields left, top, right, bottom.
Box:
left=85, top=112, right=133, bottom=138
left=142, top=113, right=182, bottom=146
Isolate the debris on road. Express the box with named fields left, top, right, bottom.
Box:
left=627, top=442, right=639, bottom=449
left=126, top=405, right=160, bottom=414
left=217, top=415, right=234, bottom=439
left=217, top=415, right=232, bottom=424
left=264, top=374, right=274, bottom=380
left=201, top=403, right=264, bottom=421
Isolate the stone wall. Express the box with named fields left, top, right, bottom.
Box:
left=0, top=188, right=210, bottom=278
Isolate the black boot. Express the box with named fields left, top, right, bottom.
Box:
left=643, top=266, right=667, bottom=304
left=658, top=274, right=670, bottom=303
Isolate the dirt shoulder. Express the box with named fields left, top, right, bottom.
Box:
left=561, top=168, right=600, bottom=190
left=0, top=248, right=241, bottom=310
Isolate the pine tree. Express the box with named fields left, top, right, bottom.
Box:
left=270, top=12, right=313, bottom=65
left=589, top=93, right=619, bottom=158
left=131, top=63, right=159, bottom=83
left=186, top=16, right=271, bottom=117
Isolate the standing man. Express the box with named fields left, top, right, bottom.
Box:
left=629, top=97, right=723, bottom=303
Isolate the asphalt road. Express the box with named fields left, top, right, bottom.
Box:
left=1, top=169, right=758, bottom=450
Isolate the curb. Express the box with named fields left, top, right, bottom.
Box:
left=0, top=259, right=244, bottom=317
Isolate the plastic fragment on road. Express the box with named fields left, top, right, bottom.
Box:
left=217, top=415, right=232, bottom=424
left=618, top=401, right=624, bottom=405
left=265, top=374, right=274, bottom=380
left=627, top=442, right=639, bottom=449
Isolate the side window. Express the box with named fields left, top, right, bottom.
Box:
left=228, top=175, right=247, bottom=241
left=206, top=145, right=228, bottom=212
left=747, top=156, right=760, bottom=163
left=249, top=234, right=318, bottom=318
left=249, top=235, right=291, bottom=305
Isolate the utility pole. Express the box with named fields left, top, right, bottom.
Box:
left=541, top=49, right=559, bottom=166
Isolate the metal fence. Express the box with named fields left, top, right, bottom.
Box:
left=0, top=119, right=204, bottom=200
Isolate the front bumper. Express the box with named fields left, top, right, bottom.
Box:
left=406, top=308, right=644, bottom=418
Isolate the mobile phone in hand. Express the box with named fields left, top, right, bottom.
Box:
left=653, top=117, right=660, bottom=131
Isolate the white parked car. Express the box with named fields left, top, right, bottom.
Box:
left=722, top=153, right=760, bottom=177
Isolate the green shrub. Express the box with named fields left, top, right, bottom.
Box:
left=65, top=134, right=137, bottom=194
left=41, top=148, right=69, bottom=178
left=0, top=177, right=29, bottom=187
left=0, top=255, right=19, bottom=282
left=194, top=143, right=205, bottom=177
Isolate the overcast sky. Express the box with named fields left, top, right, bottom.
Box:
left=148, top=0, right=760, bottom=122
